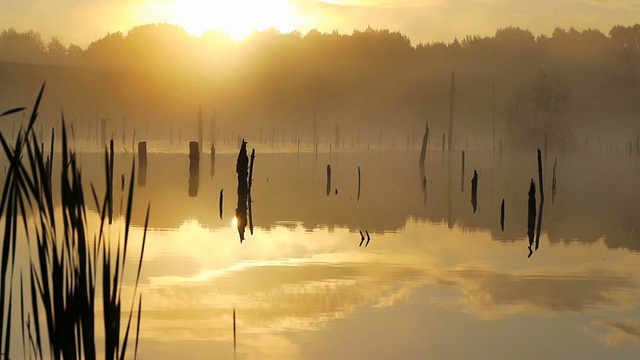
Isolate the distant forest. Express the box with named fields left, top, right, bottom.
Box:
left=1, top=24, right=640, bottom=149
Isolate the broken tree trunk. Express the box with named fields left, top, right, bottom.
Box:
left=470, top=169, right=478, bottom=213
left=235, top=139, right=249, bottom=242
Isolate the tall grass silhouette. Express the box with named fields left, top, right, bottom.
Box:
left=0, top=83, right=149, bottom=360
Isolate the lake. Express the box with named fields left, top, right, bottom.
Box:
left=3, top=139, right=640, bottom=359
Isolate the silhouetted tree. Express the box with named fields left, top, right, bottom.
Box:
left=507, top=67, right=571, bottom=149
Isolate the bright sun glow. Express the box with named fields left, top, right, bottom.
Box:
left=169, top=0, right=301, bottom=40
left=232, top=216, right=238, bottom=228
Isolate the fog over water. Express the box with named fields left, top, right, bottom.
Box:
left=1, top=23, right=640, bottom=359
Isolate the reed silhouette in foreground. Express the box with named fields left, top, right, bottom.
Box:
left=0, top=84, right=149, bottom=359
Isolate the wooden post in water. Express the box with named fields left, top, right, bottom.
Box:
left=248, top=148, right=256, bottom=235
left=461, top=150, right=465, bottom=193
left=233, top=308, right=237, bottom=360
left=198, top=104, right=204, bottom=155
left=544, top=131, right=548, bottom=162
left=219, top=189, right=224, bottom=219
left=441, top=132, right=445, bottom=167
left=210, top=110, right=217, bottom=144
left=500, top=198, right=505, bottom=231
left=188, top=141, right=200, bottom=197
left=470, top=169, right=478, bottom=213
left=357, top=166, right=361, bottom=201
left=448, top=71, right=455, bottom=152
left=535, top=194, right=544, bottom=252
left=100, top=118, right=108, bottom=147
left=552, top=157, right=557, bottom=204
left=138, top=141, right=147, bottom=167
left=210, top=144, right=216, bottom=178
left=537, top=148, right=544, bottom=201
left=326, top=164, right=332, bottom=196
left=313, top=107, right=318, bottom=158
left=492, top=81, right=496, bottom=157
left=419, top=121, right=429, bottom=169
left=527, top=179, right=537, bottom=257
left=137, top=141, right=147, bottom=187
left=248, top=148, right=256, bottom=190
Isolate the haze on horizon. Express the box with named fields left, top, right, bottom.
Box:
left=3, top=0, right=640, bottom=47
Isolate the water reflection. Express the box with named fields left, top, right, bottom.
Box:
left=130, top=219, right=640, bottom=359
left=5, top=145, right=639, bottom=358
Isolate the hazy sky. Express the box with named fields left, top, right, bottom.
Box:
left=2, top=0, right=640, bottom=46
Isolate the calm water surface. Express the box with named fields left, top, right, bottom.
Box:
left=7, top=141, right=640, bottom=359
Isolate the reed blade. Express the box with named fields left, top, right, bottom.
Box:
left=0, top=107, right=26, bottom=117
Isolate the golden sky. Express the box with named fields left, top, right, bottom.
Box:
left=2, top=0, right=640, bottom=46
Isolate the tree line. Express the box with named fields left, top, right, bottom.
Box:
left=1, top=24, right=640, bottom=148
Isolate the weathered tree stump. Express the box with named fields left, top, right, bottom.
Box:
left=470, top=169, right=478, bottom=213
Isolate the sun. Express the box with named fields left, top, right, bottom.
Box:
left=169, top=0, right=301, bottom=40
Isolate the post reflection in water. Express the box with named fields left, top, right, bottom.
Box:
left=38, top=147, right=640, bottom=359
